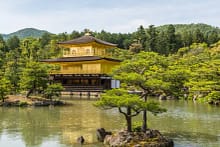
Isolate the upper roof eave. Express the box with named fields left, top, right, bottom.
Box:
left=57, top=35, right=117, bottom=47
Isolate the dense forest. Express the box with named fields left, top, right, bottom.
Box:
left=0, top=23, right=220, bottom=104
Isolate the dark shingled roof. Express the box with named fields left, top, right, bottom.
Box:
left=41, top=56, right=121, bottom=62
left=58, top=35, right=117, bottom=47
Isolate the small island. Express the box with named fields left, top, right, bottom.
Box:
left=95, top=89, right=174, bottom=147
left=0, top=95, right=66, bottom=107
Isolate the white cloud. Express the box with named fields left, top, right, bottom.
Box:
left=0, top=0, right=220, bottom=34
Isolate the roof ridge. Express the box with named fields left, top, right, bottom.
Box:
left=58, top=35, right=117, bottom=47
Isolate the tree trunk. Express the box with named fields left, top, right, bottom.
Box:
left=142, top=110, right=147, bottom=132
left=126, top=107, right=132, bottom=132
left=26, top=88, right=33, bottom=98
left=26, top=83, right=36, bottom=98
left=142, top=94, right=147, bottom=132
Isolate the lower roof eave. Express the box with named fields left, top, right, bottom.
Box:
left=41, top=56, right=121, bottom=63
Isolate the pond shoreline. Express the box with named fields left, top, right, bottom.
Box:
left=0, top=95, right=69, bottom=107
left=97, top=128, right=174, bottom=147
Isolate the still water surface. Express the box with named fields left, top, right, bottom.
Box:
left=0, top=100, right=219, bottom=147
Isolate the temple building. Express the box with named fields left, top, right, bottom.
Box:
left=42, top=33, right=120, bottom=95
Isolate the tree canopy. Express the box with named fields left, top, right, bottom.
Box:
left=95, top=88, right=166, bottom=132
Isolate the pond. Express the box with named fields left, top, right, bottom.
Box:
left=0, top=100, right=219, bottom=147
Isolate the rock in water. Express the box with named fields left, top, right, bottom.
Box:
left=96, top=128, right=112, bottom=142
left=77, top=136, right=85, bottom=145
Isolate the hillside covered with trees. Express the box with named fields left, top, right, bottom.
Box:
left=1, top=28, right=51, bottom=40
left=0, top=23, right=220, bottom=105
left=1, top=23, right=220, bottom=54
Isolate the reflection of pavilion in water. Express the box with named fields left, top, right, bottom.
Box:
left=59, top=101, right=107, bottom=144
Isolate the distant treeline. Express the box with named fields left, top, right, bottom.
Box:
left=1, top=23, right=219, bottom=56
left=67, top=23, right=220, bottom=55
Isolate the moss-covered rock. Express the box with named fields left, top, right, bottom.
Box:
left=104, top=129, right=174, bottom=147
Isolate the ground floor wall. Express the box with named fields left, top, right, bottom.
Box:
left=50, top=74, right=115, bottom=92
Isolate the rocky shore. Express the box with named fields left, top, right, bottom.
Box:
left=0, top=95, right=67, bottom=107
left=97, top=128, right=174, bottom=147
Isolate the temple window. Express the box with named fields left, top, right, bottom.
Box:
left=71, top=49, right=77, bottom=55
left=86, top=49, right=91, bottom=55
left=101, top=49, right=105, bottom=55
left=63, top=66, right=68, bottom=70
left=63, top=48, right=70, bottom=55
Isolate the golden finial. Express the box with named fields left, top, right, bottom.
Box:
left=85, top=32, right=91, bottom=36
left=84, top=28, right=91, bottom=36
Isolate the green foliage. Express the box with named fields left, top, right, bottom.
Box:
left=0, top=35, right=8, bottom=68
left=163, top=65, right=190, bottom=98
left=145, top=25, right=157, bottom=52
left=19, top=62, right=51, bottom=97
left=0, top=24, right=220, bottom=105
left=95, top=89, right=143, bottom=109
left=6, top=36, right=20, bottom=50
left=44, top=84, right=64, bottom=100
left=3, top=48, right=22, bottom=94
left=157, top=23, right=220, bottom=37
left=95, top=88, right=166, bottom=132
left=94, top=30, right=132, bottom=49
left=2, top=23, right=220, bottom=56
left=107, top=48, right=133, bottom=60
left=167, top=24, right=178, bottom=53
left=3, top=28, right=50, bottom=40
left=171, top=42, right=220, bottom=102
left=0, top=34, right=7, bottom=53
left=19, top=101, right=28, bottom=107
left=0, top=77, right=11, bottom=102
left=204, top=91, right=220, bottom=103
left=113, top=52, right=169, bottom=95
left=132, top=121, right=142, bottom=132
left=108, top=52, right=170, bottom=131
left=40, top=32, right=52, bottom=48
left=129, top=42, right=143, bottom=53
left=143, top=100, right=167, bottom=115
left=152, top=23, right=220, bottom=54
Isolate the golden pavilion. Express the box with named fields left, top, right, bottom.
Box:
left=42, top=33, right=120, bottom=94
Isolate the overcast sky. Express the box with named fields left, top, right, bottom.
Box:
left=0, top=0, right=219, bottom=34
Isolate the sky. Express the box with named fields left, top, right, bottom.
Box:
left=0, top=0, right=219, bottom=34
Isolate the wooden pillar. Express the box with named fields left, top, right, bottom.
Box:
left=98, top=78, right=101, bottom=86
left=88, top=91, right=90, bottom=99
left=88, top=79, right=92, bottom=86
left=80, top=92, right=82, bottom=99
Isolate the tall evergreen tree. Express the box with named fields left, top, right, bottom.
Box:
left=181, top=31, right=193, bottom=47
left=40, top=32, right=51, bottom=48
left=0, top=35, right=7, bottom=52
left=0, top=77, right=11, bottom=102
left=155, top=31, right=169, bottom=55
left=166, top=24, right=177, bottom=53
left=207, top=30, right=219, bottom=45
left=145, top=25, right=158, bottom=52
left=136, top=25, right=147, bottom=50
left=6, top=36, right=20, bottom=50
left=0, top=35, right=7, bottom=68
left=19, top=62, right=50, bottom=98
left=193, top=29, right=204, bottom=43
left=69, top=30, right=82, bottom=39
left=4, top=49, right=22, bottom=94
